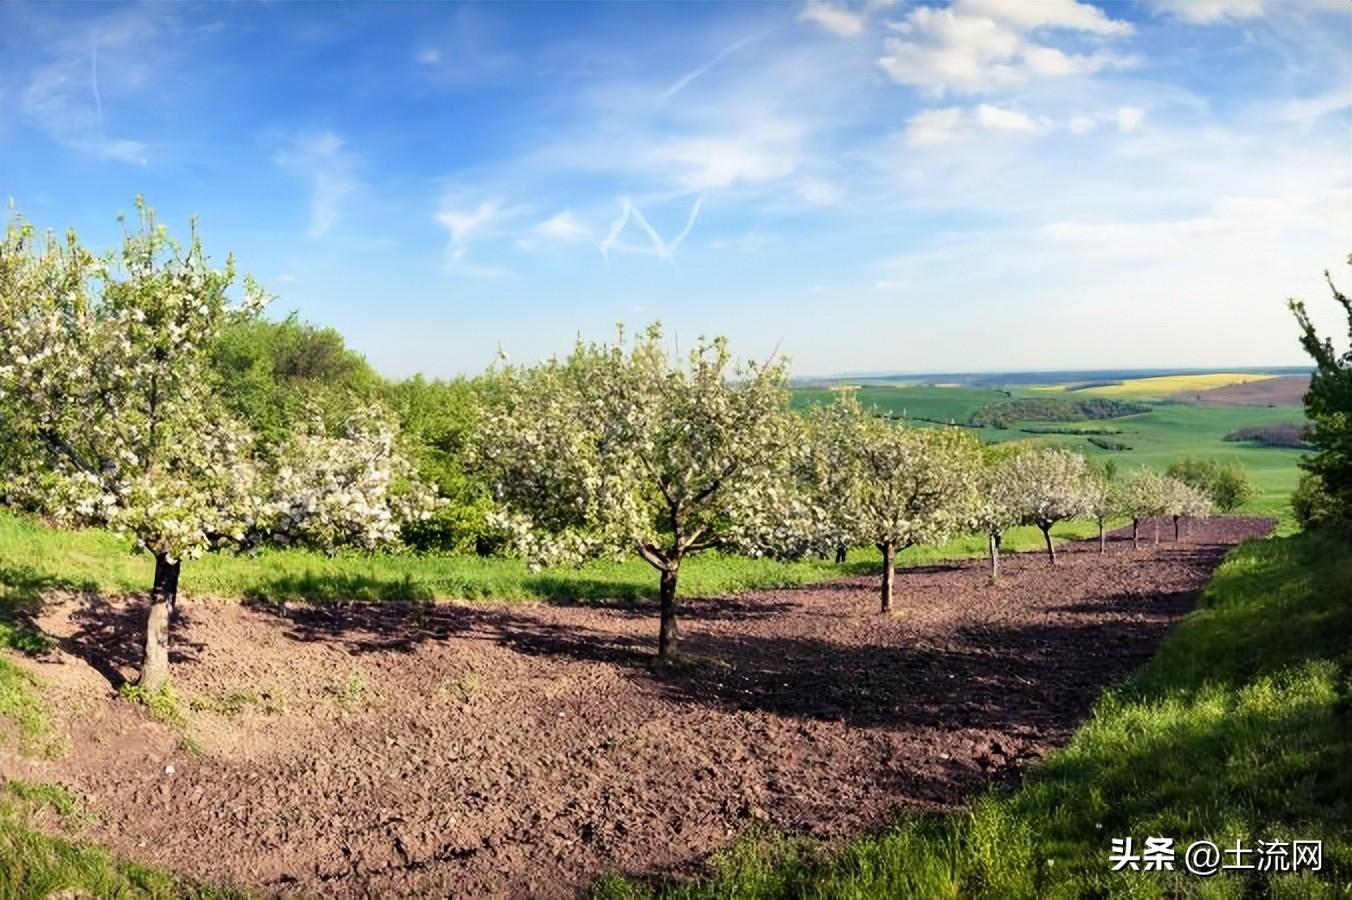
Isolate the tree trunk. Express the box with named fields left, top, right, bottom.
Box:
left=1154, top=520, right=1160, bottom=545
left=140, top=554, right=180, bottom=693
left=656, top=565, right=679, bottom=661
left=1041, top=524, right=1056, bottom=566
left=835, top=544, right=847, bottom=564
left=1173, top=516, right=1181, bottom=541
left=1132, top=518, right=1140, bottom=548
left=879, top=542, right=896, bottom=613
left=988, top=532, right=1000, bottom=583
left=1098, top=518, right=1106, bottom=554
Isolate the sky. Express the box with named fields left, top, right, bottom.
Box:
left=1, top=1, right=1349, bottom=379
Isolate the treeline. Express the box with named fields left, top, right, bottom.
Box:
left=1223, top=422, right=1312, bottom=449
left=968, top=397, right=1151, bottom=428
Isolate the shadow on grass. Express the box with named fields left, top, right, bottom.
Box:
left=0, top=565, right=99, bottom=656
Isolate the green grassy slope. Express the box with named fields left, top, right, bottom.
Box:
left=598, top=529, right=1352, bottom=899
left=0, top=509, right=1101, bottom=606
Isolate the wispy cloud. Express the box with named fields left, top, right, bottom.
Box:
left=600, top=196, right=704, bottom=263
left=1147, top=0, right=1267, bottom=24
left=798, top=1, right=867, bottom=37
left=275, top=131, right=360, bottom=238
left=435, top=197, right=517, bottom=277
left=18, top=11, right=159, bottom=165
left=662, top=32, right=765, bottom=100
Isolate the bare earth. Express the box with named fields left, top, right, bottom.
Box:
left=1174, top=374, right=1310, bottom=406
left=7, top=517, right=1271, bottom=898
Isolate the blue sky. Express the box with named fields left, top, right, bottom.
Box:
left=1, top=1, right=1349, bottom=379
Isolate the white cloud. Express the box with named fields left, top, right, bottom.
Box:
left=416, top=48, right=442, bottom=65
left=878, top=3, right=1134, bottom=95
left=799, top=1, right=867, bottom=37
left=435, top=198, right=515, bottom=277
left=710, top=229, right=781, bottom=254
left=905, top=103, right=1048, bottom=146
left=905, top=106, right=965, bottom=146
left=1147, top=0, right=1267, bottom=24
left=533, top=211, right=590, bottom=241
left=1069, top=115, right=1097, bottom=134
left=1115, top=105, right=1145, bottom=132
left=1277, top=89, right=1352, bottom=124
left=954, top=0, right=1133, bottom=36
left=275, top=131, right=360, bottom=238
left=976, top=103, right=1047, bottom=133
left=18, top=13, right=158, bottom=165
left=796, top=178, right=844, bottom=206
left=647, top=121, right=802, bottom=190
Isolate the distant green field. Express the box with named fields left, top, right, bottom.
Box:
left=792, top=384, right=1010, bottom=424
left=792, top=383, right=1308, bottom=519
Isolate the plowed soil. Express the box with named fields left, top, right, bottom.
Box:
left=7, top=517, right=1271, bottom=898
left=1175, top=374, right=1309, bottom=406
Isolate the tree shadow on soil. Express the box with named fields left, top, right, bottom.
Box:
left=53, top=594, right=205, bottom=690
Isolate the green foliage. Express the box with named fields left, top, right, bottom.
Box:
left=383, top=375, right=494, bottom=552
left=968, top=397, right=1151, bottom=428
left=1166, top=456, right=1255, bottom=514
left=601, top=531, right=1352, bottom=898
left=1291, top=472, right=1336, bottom=532
left=210, top=312, right=382, bottom=447
left=1288, top=262, right=1352, bottom=532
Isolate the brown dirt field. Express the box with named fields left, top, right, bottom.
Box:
left=1174, top=374, right=1310, bottom=406
left=6, top=517, right=1271, bottom=898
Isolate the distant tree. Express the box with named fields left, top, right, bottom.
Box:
left=1288, top=257, right=1352, bottom=532
left=782, top=396, right=981, bottom=609
left=1161, top=476, right=1212, bottom=540
left=475, top=324, right=792, bottom=661
left=970, top=447, right=1022, bottom=582
left=1117, top=469, right=1170, bottom=548
left=385, top=375, right=495, bottom=553
left=1084, top=460, right=1121, bottom=554
left=1165, top=456, right=1253, bottom=514
left=1210, top=467, right=1254, bottom=513
left=210, top=313, right=382, bottom=447
left=0, top=203, right=431, bottom=691
left=1006, top=447, right=1093, bottom=565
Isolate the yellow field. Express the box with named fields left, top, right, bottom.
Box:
left=1033, top=373, right=1278, bottom=399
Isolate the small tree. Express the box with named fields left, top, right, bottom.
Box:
left=1118, top=469, right=1169, bottom=547
left=1161, top=476, right=1211, bottom=540
left=475, top=324, right=792, bottom=661
left=777, top=396, right=980, bottom=612
left=970, top=448, right=1022, bottom=582
left=1210, top=467, right=1254, bottom=513
left=1083, top=467, right=1120, bottom=554
left=1289, top=258, right=1352, bottom=531
left=1165, top=456, right=1253, bottom=514
left=0, top=204, right=429, bottom=691
left=1006, top=447, right=1092, bottom=565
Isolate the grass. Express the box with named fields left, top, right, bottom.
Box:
left=0, top=507, right=1103, bottom=607
left=0, top=778, right=234, bottom=900
left=596, top=528, right=1352, bottom=899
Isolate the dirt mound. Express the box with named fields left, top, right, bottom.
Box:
left=6, top=517, right=1271, bottom=898
left=1176, top=375, right=1309, bottom=406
